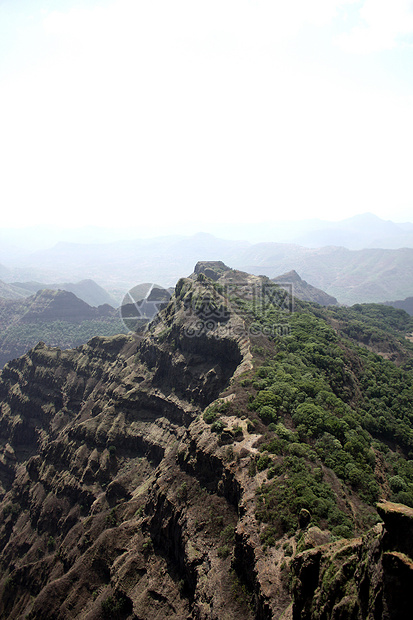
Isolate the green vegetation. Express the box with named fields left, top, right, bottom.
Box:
left=256, top=455, right=353, bottom=546
left=105, top=508, right=118, bottom=528
left=238, top=290, right=413, bottom=541
left=1, top=318, right=127, bottom=349
left=203, top=400, right=230, bottom=425
left=177, top=481, right=188, bottom=501
left=101, top=592, right=131, bottom=618
left=211, top=420, right=225, bottom=433
left=142, top=539, right=153, bottom=555
left=2, top=503, right=19, bottom=520
left=0, top=316, right=128, bottom=368
left=217, top=545, right=230, bottom=558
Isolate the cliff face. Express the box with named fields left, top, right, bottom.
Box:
left=0, top=275, right=291, bottom=619
left=0, top=269, right=412, bottom=619
left=291, top=501, right=413, bottom=620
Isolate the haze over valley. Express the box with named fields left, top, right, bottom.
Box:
left=2, top=213, right=413, bottom=307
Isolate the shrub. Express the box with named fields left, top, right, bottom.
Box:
left=204, top=408, right=218, bottom=424
left=221, top=524, right=235, bottom=543
left=101, top=592, right=131, bottom=618
left=142, top=539, right=153, bottom=555
left=105, top=508, right=117, bottom=528
left=257, top=454, right=271, bottom=471
left=331, top=525, right=353, bottom=539
left=211, top=420, right=225, bottom=433
left=246, top=420, right=255, bottom=433
left=217, top=545, right=230, bottom=559
left=177, top=482, right=188, bottom=500
left=389, top=475, right=407, bottom=493
left=248, top=459, right=257, bottom=477
left=259, top=405, right=278, bottom=424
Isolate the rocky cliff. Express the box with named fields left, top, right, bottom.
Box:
left=0, top=268, right=412, bottom=619
left=0, top=274, right=284, bottom=619
left=291, top=501, right=413, bottom=620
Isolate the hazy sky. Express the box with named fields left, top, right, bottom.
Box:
left=1, top=0, right=413, bottom=231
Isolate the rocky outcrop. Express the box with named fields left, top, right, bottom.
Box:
left=193, top=261, right=233, bottom=282
left=291, top=501, right=413, bottom=620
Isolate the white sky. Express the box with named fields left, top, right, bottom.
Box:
left=1, top=0, right=413, bottom=230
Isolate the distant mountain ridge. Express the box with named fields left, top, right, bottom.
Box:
left=293, top=212, right=413, bottom=250
left=2, top=238, right=412, bottom=306
left=0, top=214, right=412, bottom=305
left=0, top=289, right=125, bottom=368
left=384, top=297, right=413, bottom=316
left=1, top=212, right=413, bottom=251
left=0, top=280, right=32, bottom=300
left=272, top=270, right=338, bottom=306
left=18, top=289, right=114, bottom=323
left=241, top=245, right=413, bottom=305
left=0, top=278, right=116, bottom=307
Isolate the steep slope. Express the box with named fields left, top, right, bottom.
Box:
left=0, top=278, right=261, bottom=619
left=0, top=290, right=125, bottom=369
left=0, top=267, right=413, bottom=618
left=292, top=501, right=413, bottom=619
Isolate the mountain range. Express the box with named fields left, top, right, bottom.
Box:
left=272, top=270, right=338, bottom=306
left=0, top=263, right=413, bottom=618
left=2, top=236, right=411, bottom=306
left=0, top=279, right=116, bottom=307
left=0, top=289, right=125, bottom=369
left=1, top=214, right=413, bottom=307
left=1, top=213, right=413, bottom=253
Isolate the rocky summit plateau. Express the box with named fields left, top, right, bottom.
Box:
left=0, top=262, right=413, bottom=619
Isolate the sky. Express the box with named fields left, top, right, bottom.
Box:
left=1, top=0, right=413, bottom=232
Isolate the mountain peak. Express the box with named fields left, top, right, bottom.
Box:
left=272, top=270, right=338, bottom=306
left=274, top=269, right=302, bottom=283
left=193, top=261, right=232, bottom=281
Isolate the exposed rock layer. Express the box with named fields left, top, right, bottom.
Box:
left=0, top=277, right=287, bottom=619
left=292, top=501, right=413, bottom=620
left=0, top=270, right=412, bottom=619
